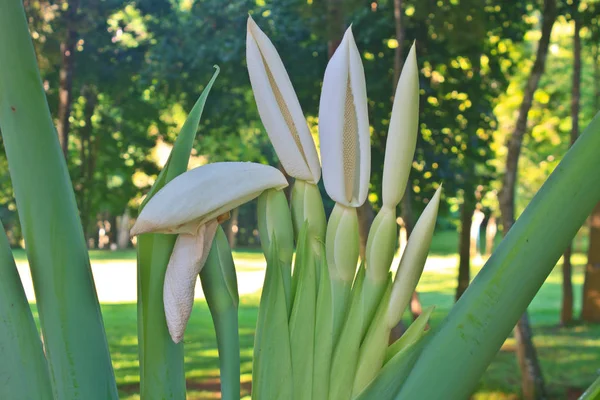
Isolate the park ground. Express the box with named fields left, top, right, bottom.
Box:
left=15, top=231, right=600, bottom=399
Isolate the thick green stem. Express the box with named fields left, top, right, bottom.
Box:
left=200, top=226, right=241, bottom=400
left=331, top=277, right=353, bottom=342
left=210, top=306, right=241, bottom=400
left=136, top=68, right=219, bottom=399
left=0, top=1, right=117, bottom=397
left=397, top=113, right=600, bottom=399
left=137, top=234, right=186, bottom=399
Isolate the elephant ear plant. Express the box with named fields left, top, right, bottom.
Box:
left=1, top=1, right=600, bottom=399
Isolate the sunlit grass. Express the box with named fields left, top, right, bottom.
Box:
left=22, top=230, right=600, bottom=399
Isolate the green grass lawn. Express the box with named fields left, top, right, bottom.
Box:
left=21, top=230, right=600, bottom=399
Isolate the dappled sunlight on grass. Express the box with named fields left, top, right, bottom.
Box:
left=23, top=232, right=600, bottom=399
left=102, top=272, right=599, bottom=399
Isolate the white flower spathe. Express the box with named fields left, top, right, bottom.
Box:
left=387, top=186, right=441, bottom=329
left=318, top=27, right=370, bottom=207
left=131, top=161, right=288, bottom=342
left=246, top=16, right=321, bottom=183
left=131, top=162, right=288, bottom=236
left=163, top=220, right=218, bottom=343
left=382, top=42, right=419, bottom=208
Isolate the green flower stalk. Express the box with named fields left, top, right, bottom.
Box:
left=319, top=26, right=371, bottom=348
left=288, top=224, right=318, bottom=400
left=362, top=43, right=419, bottom=338
left=313, top=246, right=333, bottom=399
left=252, top=237, right=294, bottom=400
left=246, top=19, right=443, bottom=400
left=352, top=187, right=440, bottom=394
left=328, top=267, right=367, bottom=400
left=325, top=202, right=361, bottom=339
left=200, top=226, right=241, bottom=400
left=135, top=69, right=218, bottom=398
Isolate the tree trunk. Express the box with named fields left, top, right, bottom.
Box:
left=514, top=313, right=547, bottom=400
left=79, top=85, right=96, bottom=242
left=498, top=0, right=556, bottom=398
left=393, top=0, right=405, bottom=88
left=357, top=203, right=375, bottom=259
left=485, top=215, right=497, bottom=257
left=56, top=0, right=79, bottom=159
left=561, top=244, right=574, bottom=325
left=561, top=8, right=582, bottom=326
left=326, top=0, right=345, bottom=59
left=456, top=193, right=475, bottom=301
left=498, top=0, right=557, bottom=227
left=581, top=37, right=600, bottom=323
left=582, top=203, right=600, bottom=322
left=226, top=207, right=240, bottom=249
left=116, top=210, right=131, bottom=249
left=471, top=207, right=485, bottom=259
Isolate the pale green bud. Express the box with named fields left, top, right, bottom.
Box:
left=387, top=186, right=441, bottom=329
left=257, top=188, right=294, bottom=269
left=257, top=188, right=294, bottom=313
left=365, top=206, right=398, bottom=283
left=290, top=180, right=326, bottom=251
left=326, top=202, right=360, bottom=283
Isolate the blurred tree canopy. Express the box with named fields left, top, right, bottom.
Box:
left=0, top=0, right=597, bottom=248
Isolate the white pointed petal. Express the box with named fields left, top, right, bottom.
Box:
left=382, top=43, right=419, bottom=208
left=163, top=220, right=218, bottom=343
left=346, top=28, right=371, bottom=207
left=318, top=27, right=370, bottom=207
left=386, top=186, right=441, bottom=328
left=131, top=162, right=288, bottom=236
left=247, top=17, right=321, bottom=183
left=319, top=30, right=349, bottom=205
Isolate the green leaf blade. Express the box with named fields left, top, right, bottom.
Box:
left=313, top=246, right=333, bottom=400
left=0, top=1, right=117, bottom=397
left=397, top=113, right=600, bottom=399
left=252, top=237, right=293, bottom=400
left=328, top=267, right=366, bottom=400
left=289, top=224, right=317, bottom=400
left=0, top=222, right=52, bottom=399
